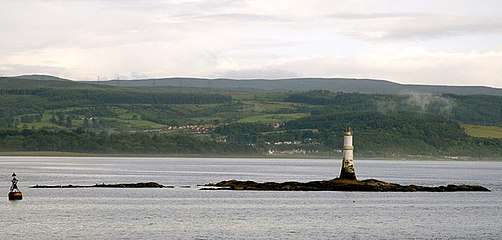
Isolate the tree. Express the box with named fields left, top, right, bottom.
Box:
left=83, top=118, right=89, bottom=128
left=66, top=116, right=72, bottom=128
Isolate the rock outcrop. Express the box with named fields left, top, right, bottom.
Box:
left=205, top=179, right=490, bottom=192
left=31, top=182, right=168, bottom=188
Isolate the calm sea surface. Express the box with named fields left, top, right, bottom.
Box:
left=1, top=157, right=501, bottom=239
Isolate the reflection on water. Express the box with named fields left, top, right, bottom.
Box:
left=1, top=157, right=501, bottom=239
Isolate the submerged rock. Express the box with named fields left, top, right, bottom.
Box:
left=31, top=182, right=168, bottom=188
left=93, top=182, right=167, bottom=188
left=205, top=179, right=490, bottom=192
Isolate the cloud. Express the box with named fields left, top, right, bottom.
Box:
left=385, top=16, right=502, bottom=40
left=220, top=67, right=299, bottom=79
left=327, top=12, right=502, bottom=40
left=326, top=12, right=428, bottom=20
left=243, top=50, right=502, bottom=87
left=178, top=13, right=292, bottom=23
left=0, top=63, right=67, bottom=77
left=1, top=0, right=502, bottom=88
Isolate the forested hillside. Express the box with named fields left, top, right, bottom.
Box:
left=0, top=129, right=254, bottom=155
left=284, top=111, right=502, bottom=157
left=285, top=90, right=502, bottom=125
left=1, top=76, right=502, bottom=158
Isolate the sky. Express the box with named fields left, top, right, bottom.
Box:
left=1, top=0, right=502, bottom=88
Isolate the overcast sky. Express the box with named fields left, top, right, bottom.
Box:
left=1, top=0, right=502, bottom=87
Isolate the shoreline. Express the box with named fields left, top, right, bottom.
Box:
left=0, top=151, right=501, bottom=161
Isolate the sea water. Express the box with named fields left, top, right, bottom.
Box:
left=0, top=157, right=501, bottom=239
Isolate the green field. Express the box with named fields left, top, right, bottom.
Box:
left=238, top=113, right=310, bottom=123
left=462, top=124, right=502, bottom=139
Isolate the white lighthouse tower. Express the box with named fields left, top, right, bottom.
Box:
left=339, top=126, right=357, bottom=180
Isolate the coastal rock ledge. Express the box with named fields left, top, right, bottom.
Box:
left=31, top=182, right=168, bottom=188
left=205, top=179, right=490, bottom=192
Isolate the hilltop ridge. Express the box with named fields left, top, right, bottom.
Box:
left=2, top=75, right=501, bottom=96
left=89, top=77, right=502, bottom=96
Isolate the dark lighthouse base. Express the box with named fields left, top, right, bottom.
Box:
left=339, top=169, right=357, bottom=180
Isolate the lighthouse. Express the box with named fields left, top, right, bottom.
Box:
left=339, top=126, right=357, bottom=180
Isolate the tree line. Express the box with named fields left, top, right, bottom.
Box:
left=0, top=129, right=256, bottom=154
left=1, top=88, right=231, bottom=105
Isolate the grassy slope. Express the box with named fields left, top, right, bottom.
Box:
left=462, top=124, right=502, bottom=139
left=17, top=107, right=167, bottom=131
left=238, top=113, right=309, bottom=123
left=10, top=92, right=306, bottom=131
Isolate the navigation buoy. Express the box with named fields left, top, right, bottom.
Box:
left=8, top=173, right=22, bottom=200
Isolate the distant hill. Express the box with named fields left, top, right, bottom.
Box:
left=14, top=74, right=71, bottom=81
left=0, top=76, right=109, bottom=89
left=2, top=75, right=501, bottom=96
left=88, top=77, right=502, bottom=96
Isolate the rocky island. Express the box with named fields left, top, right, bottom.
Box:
left=204, top=127, right=490, bottom=192
left=204, top=179, right=490, bottom=192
